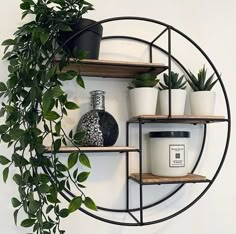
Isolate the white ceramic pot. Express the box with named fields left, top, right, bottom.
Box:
left=159, top=89, right=186, bottom=115
left=129, top=87, right=158, bottom=117
left=149, top=131, right=190, bottom=177
left=190, top=91, right=215, bottom=116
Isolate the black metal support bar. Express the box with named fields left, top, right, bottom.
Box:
left=168, top=26, right=172, bottom=117
left=128, top=212, right=140, bottom=224
left=126, top=122, right=130, bottom=212
left=138, top=119, right=144, bottom=224
left=149, top=27, right=168, bottom=63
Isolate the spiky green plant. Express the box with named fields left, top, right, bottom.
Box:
left=128, top=72, right=159, bottom=89
left=159, top=71, right=187, bottom=90
left=187, top=66, right=218, bottom=91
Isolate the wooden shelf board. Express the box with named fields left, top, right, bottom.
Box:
left=46, top=146, right=138, bottom=153
left=130, top=173, right=210, bottom=185
left=57, top=59, right=168, bottom=78
left=129, top=115, right=227, bottom=124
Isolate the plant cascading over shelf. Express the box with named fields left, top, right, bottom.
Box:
left=0, top=0, right=97, bottom=233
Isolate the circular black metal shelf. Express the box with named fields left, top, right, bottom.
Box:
left=48, top=16, right=231, bottom=226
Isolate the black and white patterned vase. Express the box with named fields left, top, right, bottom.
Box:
left=76, top=90, right=119, bottom=146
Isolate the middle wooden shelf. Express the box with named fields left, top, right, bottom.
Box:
left=46, top=146, right=139, bottom=153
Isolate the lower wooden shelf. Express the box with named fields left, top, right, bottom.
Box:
left=130, top=173, right=210, bottom=185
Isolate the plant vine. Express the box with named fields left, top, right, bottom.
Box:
left=0, top=0, right=96, bottom=233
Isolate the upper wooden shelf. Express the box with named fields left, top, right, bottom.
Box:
left=128, top=115, right=227, bottom=124
left=58, top=59, right=168, bottom=78
left=130, top=173, right=210, bottom=185
left=46, top=146, right=138, bottom=153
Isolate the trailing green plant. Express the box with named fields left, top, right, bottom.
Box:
left=159, top=71, right=187, bottom=90
left=128, top=72, right=159, bottom=89
left=0, top=1, right=96, bottom=233
left=187, top=66, right=218, bottom=91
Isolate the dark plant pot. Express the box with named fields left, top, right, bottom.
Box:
left=58, top=18, right=103, bottom=59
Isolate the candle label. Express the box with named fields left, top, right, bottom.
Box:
left=169, top=144, right=185, bottom=167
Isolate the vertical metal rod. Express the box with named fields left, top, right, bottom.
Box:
left=168, top=27, right=172, bottom=117
left=138, top=119, right=143, bottom=224
left=126, top=122, right=130, bottom=212
left=149, top=44, right=153, bottom=63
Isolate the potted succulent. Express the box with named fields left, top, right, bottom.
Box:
left=158, top=71, right=187, bottom=115
left=56, top=0, right=103, bottom=59
left=187, top=66, right=218, bottom=115
left=0, top=1, right=96, bottom=233
left=128, top=72, right=159, bottom=117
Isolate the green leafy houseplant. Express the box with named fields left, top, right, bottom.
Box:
left=128, top=72, right=159, bottom=89
left=0, top=1, right=96, bottom=233
left=187, top=66, right=218, bottom=91
left=159, top=71, right=187, bottom=90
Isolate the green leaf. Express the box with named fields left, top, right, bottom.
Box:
left=77, top=172, right=90, bottom=183
left=29, top=200, right=41, bottom=214
left=13, top=209, right=19, bottom=225
left=10, top=129, right=25, bottom=140
left=1, top=133, right=11, bottom=143
left=43, top=111, right=60, bottom=121
left=12, top=153, right=29, bottom=167
left=0, top=155, right=11, bottom=165
left=55, top=121, right=61, bottom=136
left=43, top=221, right=54, bottom=229
left=58, top=73, right=74, bottom=81
left=0, top=124, right=8, bottom=133
left=58, top=24, right=72, bottom=32
left=40, top=32, right=49, bottom=45
left=74, top=131, right=85, bottom=144
left=20, top=2, right=30, bottom=10
left=47, top=195, right=60, bottom=204
left=11, top=197, right=21, bottom=208
left=1, top=39, right=15, bottom=46
left=56, top=163, right=68, bottom=172
left=21, top=219, right=36, bottom=227
left=3, top=167, right=9, bottom=183
left=73, top=168, right=78, bottom=179
left=42, top=91, right=54, bottom=113
left=2, top=51, right=13, bottom=60
left=79, top=153, right=91, bottom=168
left=38, top=184, right=50, bottom=193
left=84, top=197, right=97, bottom=211
left=46, top=66, right=57, bottom=81
left=46, top=205, right=54, bottom=214
left=65, top=101, right=79, bottom=110
left=59, top=208, right=69, bottom=218
left=13, top=174, right=22, bottom=185
left=38, top=174, right=50, bottom=183
left=68, top=196, right=82, bottom=213
left=53, top=139, right=61, bottom=152
left=0, top=82, right=7, bottom=92
left=52, top=86, right=64, bottom=97
left=68, top=152, right=79, bottom=169
left=76, top=75, right=85, bottom=88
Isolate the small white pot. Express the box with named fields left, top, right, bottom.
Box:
left=159, top=89, right=186, bottom=115
left=129, top=87, right=158, bottom=117
left=190, top=91, right=215, bottom=116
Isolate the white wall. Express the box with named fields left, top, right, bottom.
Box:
left=0, top=0, right=236, bottom=233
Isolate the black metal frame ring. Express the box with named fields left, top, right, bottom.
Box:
left=45, top=16, right=231, bottom=226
